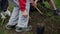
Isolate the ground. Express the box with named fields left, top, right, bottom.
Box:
left=0, top=0, right=60, bottom=34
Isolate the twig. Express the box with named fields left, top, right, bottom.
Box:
left=34, top=5, right=44, bottom=15
left=2, top=18, right=6, bottom=24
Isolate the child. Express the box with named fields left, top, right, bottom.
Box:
left=47, top=0, right=60, bottom=16
left=34, top=0, right=60, bottom=16
left=6, top=0, right=35, bottom=32
left=0, top=0, right=11, bottom=18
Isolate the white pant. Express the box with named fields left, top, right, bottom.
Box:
left=7, top=0, right=30, bottom=28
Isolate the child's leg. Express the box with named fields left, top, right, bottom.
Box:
left=15, top=0, right=30, bottom=32
left=1, top=0, right=11, bottom=18
left=7, top=7, right=19, bottom=26
left=16, top=0, right=30, bottom=28
left=0, top=0, right=8, bottom=19
left=48, top=0, right=57, bottom=10
left=1, top=0, right=8, bottom=12
left=48, top=0, right=60, bottom=16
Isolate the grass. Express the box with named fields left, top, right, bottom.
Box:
left=0, top=0, right=60, bottom=34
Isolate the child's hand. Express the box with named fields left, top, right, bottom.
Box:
left=34, top=0, right=38, bottom=6
left=22, top=10, right=28, bottom=17
left=31, top=0, right=38, bottom=6
left=31, top=2, right=37, bottom=7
